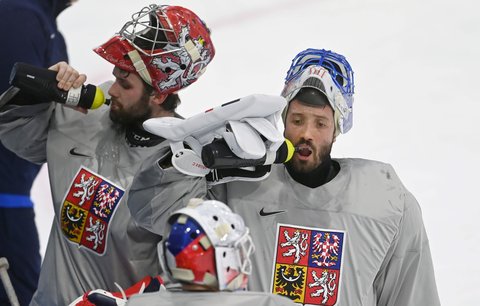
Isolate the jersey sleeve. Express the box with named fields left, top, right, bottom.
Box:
left=128, top=148, right=208, bottom=236
left=207, top=183, right=227, bottom=203
left=0, top=92, right=54, bottom=164
left=374, top=191, right=440, bottom=305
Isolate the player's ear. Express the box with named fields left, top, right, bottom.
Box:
left=150, top=92, right=168, bottom=106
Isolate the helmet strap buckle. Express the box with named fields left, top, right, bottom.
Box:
left=128, top=49, right=153, bottom=86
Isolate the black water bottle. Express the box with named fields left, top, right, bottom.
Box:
left=9, top=62, right=106, bottom=109
left=201, top=138, right=294, bottom=169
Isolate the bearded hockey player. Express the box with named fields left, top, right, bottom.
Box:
left=120, top=37, right=440, bottom=306
left=218, top=49, right=441, bottom=306
left=0, top=4, right=215, bottom=305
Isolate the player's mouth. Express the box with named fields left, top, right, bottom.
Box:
left=109, top=99, right=120, bottom=111
left=295, top=145, right=313, bottom=160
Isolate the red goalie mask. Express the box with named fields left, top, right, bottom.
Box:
left=94, top=4, right=215, bottom=94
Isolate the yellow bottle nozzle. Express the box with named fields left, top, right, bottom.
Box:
left=90, top=87, right=106, bottom=109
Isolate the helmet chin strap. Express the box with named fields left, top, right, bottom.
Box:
left=128, top=49, right=153, bottom=86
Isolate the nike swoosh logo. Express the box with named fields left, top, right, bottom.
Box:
left=69, top=148, right=91, bottom=158
left=259, top=208, right=286, bottom=217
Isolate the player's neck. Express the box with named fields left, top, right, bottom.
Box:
left=286, top=156, right=339, bottom=188
left=125, top=125, right=165, bottom=147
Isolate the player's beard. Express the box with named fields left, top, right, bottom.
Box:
left=288, top=138, right=334, bottom=174
left=109, top=90, right=152, bottom=127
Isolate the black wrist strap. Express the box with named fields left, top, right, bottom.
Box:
left=206, top=165, right=271, bottom=183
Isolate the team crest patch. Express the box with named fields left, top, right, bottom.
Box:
left=60, top=167, right=125, bottom=255
left=271, top=224, right=346, bottom=305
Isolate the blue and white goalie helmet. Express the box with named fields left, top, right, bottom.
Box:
left=164, top=198, right=255, bottom=291
left=281, top=48, right=355, bottom=135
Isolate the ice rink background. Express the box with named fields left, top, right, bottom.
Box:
left=30, top=0, right=480, bottom=304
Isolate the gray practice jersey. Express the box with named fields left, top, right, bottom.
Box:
left=127, top=289, right=297, bottom=306
left=218, top=160, right=440, bottom=306
left=0, top=99, right=174, bottom=306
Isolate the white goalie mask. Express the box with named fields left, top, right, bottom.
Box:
left=164, top=198, right=255, bottom=291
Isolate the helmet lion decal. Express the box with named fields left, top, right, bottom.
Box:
left=152, top=24, right=213, bottom=92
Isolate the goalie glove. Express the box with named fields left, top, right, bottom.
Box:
left=69, top=275, right=164, bottom=306
left=143, top=94, right=291, bottom=182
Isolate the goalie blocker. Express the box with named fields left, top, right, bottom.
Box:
left=143, top=94, right=293, bottom=181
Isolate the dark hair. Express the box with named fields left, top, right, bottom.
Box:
left=294, top=87, right=330, bottom=108
left=132, top=13, right=169, bottom=50
left=162, top=93, right=181, bottom=111
left=143, top=82, right=181, bottom=112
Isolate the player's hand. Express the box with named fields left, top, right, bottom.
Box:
left=49, top=61, right=87, bottom=91
left=48, top=62, right=88, bottom=113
